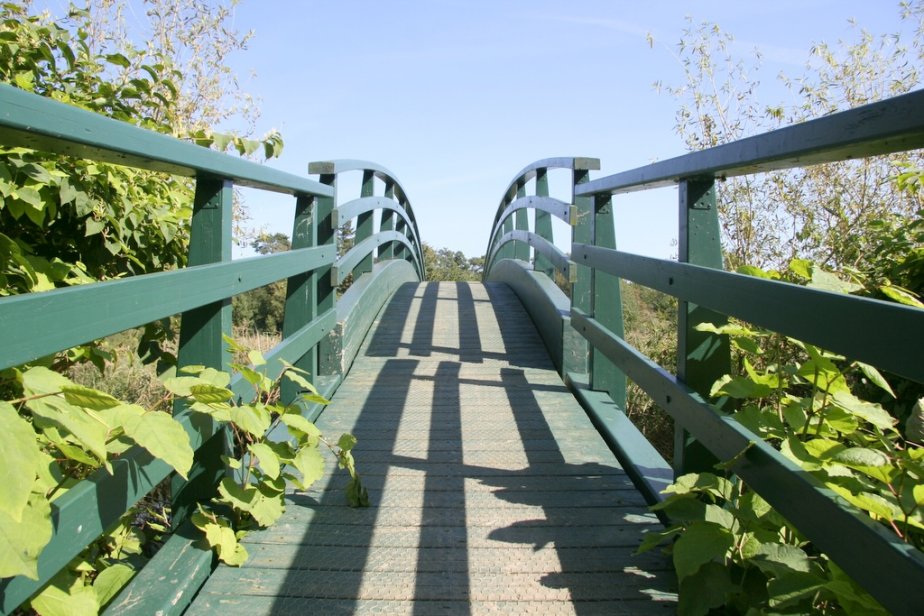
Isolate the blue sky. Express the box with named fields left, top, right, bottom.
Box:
left=38, top=1, right=923, bottom=259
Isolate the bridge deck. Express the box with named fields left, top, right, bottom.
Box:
left=187, top=282, right=676, bottom=614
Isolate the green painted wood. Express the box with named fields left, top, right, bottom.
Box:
left=577, top=89, right=924, bottom=197
left=486, top=259, right=568, bottom=373
left=591, top=195, right=625, bottom=409
left=353, top=170, right=375, bottom=277
left=674, top=178, right=728, bottom=475
left=332, top=232, right=422, bottom=286
left=0, top=247, right=333, bottom=371
left=321, top=260, right=419, bottom=375
left=185, top=282, right=676, bottom=615
left=566, top=168, right=593, bottom=377
left=332, top=196, right=421, bottom=251
left=485, top=196, right=571, bottom=262
left=513, top=182, right=530, bottom=262
left=571, top=244, right=924, bottom=385
left=570, top=308, right=924, bottom=615
left=0, top=84, right=331, bottom=197
left=379, top=181, right=396, bottom=260
left=281, top=194, right=319, bottom=406
left=565, top=371, right=673, bottom=511
left=172, top=176, right=233, bottom=528
left=534, top=168, right=555, bottom=278
left=488, top=231, right=570, bottom=283
left=315, top=173, right=338, bottom=377
left=103, top=522, right=213, bottom=616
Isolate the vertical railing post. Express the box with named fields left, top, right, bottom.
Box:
left=675, top=177, right=730, bottom=475
left=280, top=192, right=319, bottom=404
left=380, top=179, right=395, bottom=260
left=171, top=175, right=232, bottom=527
left=394, top=191, right=408, bottom=263
left=316, top=172, right=338, bottom=377
left=354, top=169, right=375, bottom=278
left=534, top=167, right=554, bottom=277
left=513, top=180, right=530, bottom=261
left=591, top=194, right=626, bottom=408
left=568, top=169, right=594, bottom=377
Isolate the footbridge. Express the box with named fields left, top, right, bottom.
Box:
left=1, top=83, right=923, bottom=614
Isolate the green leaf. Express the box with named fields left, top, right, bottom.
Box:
left=230, top=404, right=271, bottom=438
left=280, top=413, right=322, bottom=445
left=906, top=398, right=924, bottom=442
left=189, top=383, right=233, bottom=404
left=767, top=571, right=826, bottom=608
left=751, top=543, right=813, bottom=576
left=830, top=391, right=896, bottom=431
left=26, top=394, right=108, bottom=465
left=93, top=562, right=135, bottom=607
left=808, top=268, right=862, bottom=294
left=338, top=433, right=358, bottom=452
left=217, top=477, right=284, bottom=527
left=290, top=446, right=325, bottom=490
left=61, top=384, right=121, bottom=410
left=161, top=375, right=205, bottom=396
left=249, top=442, right=280, bottom=480
left=833, top=447, right=890, bottom=468
left=30, top=577, right=100, bottom=616
left=346, top=475, right=370, bottom=508
left=677, top=561, right=736, bottom=616
left=788, top=258, right=813, bottom=280
left=672, top=522, right=734, bottom=581
left=855, top=362, right=896, bottom=398
left=0, top=401, right=42, bottom=521
left=738, top=264, right=777, bottom=279
left=112, top=406, right=193, bottom=479
left=247, top=349, right=266, bottom=367
left=0, top=493, right=52, bottom=579
left=710, top=374, right=772, bottom=399
left=879, top=283, right=924, bottom=308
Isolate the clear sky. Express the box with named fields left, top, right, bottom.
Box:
left=36, top=1, right=924, bottom=259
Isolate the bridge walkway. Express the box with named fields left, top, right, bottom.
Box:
left=186, top=281, right=677, bottom=614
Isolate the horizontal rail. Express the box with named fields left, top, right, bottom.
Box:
left=571, top=308, right=924, bottom=615
left=331, top=231, right=422, bottom=286
left=489, top=231, right=570, bottom=281
left=332, top=196, right=422, bottom=253
left=0, top=309, right=336, bottom=612
left=486, top=196, right=574, bottom=256
left=309, top=158, right=418, bottom=226
left=0, top=84, right=332, bottom=197
left=577, top=89, right=924, bottom=196
left=500, top=157, right=600, bottom=203
left=572, top=244, right=924, bottom=384
left=0, top=247, right=334, bottom=371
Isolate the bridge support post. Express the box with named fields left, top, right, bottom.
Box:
left=380, top=180, right=396, bottom=260
left=315, top=173, right=338, bottom=378
left=353, top=170, right=375, bottom=278
left=674, top=178, right=730, bottom=476
left=172, top=175, right=233, bottom=527
left=513, top=180, right=530, bottom=262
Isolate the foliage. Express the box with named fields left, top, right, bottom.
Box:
left=423, top=242, right=483, bottom=281
left=166, top=336, right=367, bottom=566
left=653, top=7, right=924, bottom=271
left=232, top=232, right=290, bottom=334
left=639, top=260, right=923, bottom=615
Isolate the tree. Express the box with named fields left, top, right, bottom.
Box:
left=232, top=232, right=289, bottom=333
left=654, top=6, right=924, bottom=272
left=422, top=243, right=483, bottom=281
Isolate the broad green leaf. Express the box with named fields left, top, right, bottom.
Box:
left=702, top=504, right=736, bottom=529
left=61, top=384, right=121, bottom=410
left=808, top=268, right=862, bottom=294
left=738, top=263, right=777, bottom=279
left=828, top=484, right=903, bottom=521
left=281, top=365, right=320, bottom=395
left=767, top=571, right=827, bottom=609
left=346, top=475, right=370, bottom=508
left=635, top=526, right=681, bottom=554
left=0, top=401, right=41, bottom=521
left=247, top=349, right=266, bottom=367
left=0, top=493, right=52, bottom=579
left=833, top=447, right=889, bottom=468
left=338, top=433, right=358, bottom=452
left=802, top=438, right=845, bottom=460
left=189, top=383, right=233, bottom=404
left=678, top=561, right=736, bottom=616
left=22, top=366, right=71, bottom=394
left=830, top=391, right=896, bottom=431
left=710, top=374, right=772, bottom=399
left=290, top=446, right=325, bottom=490
left=788, top=258, right=813, bottom=280
left=751, top=543, right=813, bottom=576
left=30, top=578, right=100, bottom=616
left=161, top=375, right=206, bottom=397
left=672, top=522, right=734, bottom=581
left=879, top=283, right=924, bottom=308
left=120, top=409, right=193, bottom=479
left=249, top=443, right=280, bottom=479
left=217, top=477, right=284, bottom=527
left=198, top=367, right=231, bottom=388
left=230, top=404, right=271, bottom=437
left=27, top=394, right=108, bottom=464
left=280, top=413, right=322, bottom=445
left=238, top=366, right=271, bottom=391
left=93, top=562, right=135, bottom=607
left=855, top=362, right=896, bottom=398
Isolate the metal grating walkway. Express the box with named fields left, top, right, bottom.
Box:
left=187, top=282, right=677, bottom=615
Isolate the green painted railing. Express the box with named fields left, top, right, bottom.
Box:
left=486, top=91, right=924, bottom=615
left=0, top=83, right=423, bottom=614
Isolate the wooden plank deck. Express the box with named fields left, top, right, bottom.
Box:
left=186, top=282, right=677, bottom=615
